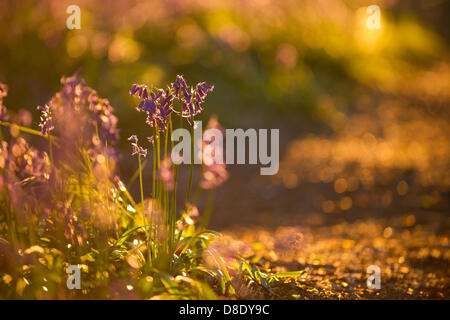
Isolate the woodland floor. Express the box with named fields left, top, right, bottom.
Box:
left=209, top=93, right=450, bottom=299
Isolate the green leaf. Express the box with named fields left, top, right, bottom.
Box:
left=255, top=271, right=268, bottom=288
left=239, top=258, right=253, bottom=277
left=274, top=270, right=306, bottom=278
left=115, top=226, right=143, bottom=247
left=199, top=282, right=218, bottom=300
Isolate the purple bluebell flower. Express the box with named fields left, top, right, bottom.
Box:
left=60, top=72, right=86, bottom=102
left=196, top=82, right=214, bottom=100
left=88, top=91, right=99, bottom=109
left=142, top=100, right=157, bottom=114
left=130, top=144, right=138, bottom=155
left=151, top=89, right=164, bottom=102
left=35, top=72, right=120, bottom=170
left=129, top=135, right=147, bottom=157
left=142, top=87, right=149, bottom=100
left=131, top=145, right=143, bottom=156
left=172, top=75, right=188, bottom=99
left=130, top=84, right=138, bottom=96
left=132, top=84, right=171, bottom=132
left=159, top=89, right=174, bottom=120
left=132, top=75, right=214, bottom=131
left=155, top=117, right=168, bottom=131
left=175, top=78, right=214, bottom=125
left=130, top=84, right=155, bottom=100
left=130, top=84, right=143, bottom=98
left=1, top=137, right=51, bottom=182
left=137, top=146, right=147, bottom=157
left=87, top=90, right=120, bottom=148
left=37, top=104, right=54, bottom=136
left=182, top=86, right=192, bottom=102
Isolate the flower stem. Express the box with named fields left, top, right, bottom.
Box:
left=186, top=125, right=194, bottom=204
left=201, top=189, right=215, bottom=229
left=138, top=154, right=145, bottom=204
left=168, top=116, right=177, bottom=255
left=138, top=153, right=150, bottom=264
left=0, top=121, right=53, bottom=139
left=152, top=128, right=157, bottom=199
left=48, top=133, right=54, bottom=167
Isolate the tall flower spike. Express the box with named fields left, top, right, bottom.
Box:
left=196, top=82, right=214, bottom=103
left=172, top=76, right=214, bottom=126
left=131, top=83, right=173, bottom=132
left=88, top=91, right=119, bottom=146
left=131, top=76, right=214, bottom=130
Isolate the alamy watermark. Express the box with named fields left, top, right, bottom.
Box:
left=66, top=265, right=81, bottom=289
left=366, top=5, right=381, bottom=30
left=366, top=265, right=381, bottom=289
left=66, top=5, right=81, bottom=30
left=171, top=121, right=279, bottom=175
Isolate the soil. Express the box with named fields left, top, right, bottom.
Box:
left=210, top=95, right=450, bottom=299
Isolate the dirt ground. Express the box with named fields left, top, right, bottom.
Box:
left=209, top=91, right=450, bottom=299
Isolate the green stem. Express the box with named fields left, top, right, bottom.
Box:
left=138, top=153, right=150, bottom=265
left=201, top=189, right=216, bottom=229
left=186, top=125, right=194, bottom=204
left=192, top=181, right=202, bottom=206
left=163, top=128, right=169, bottom=224
left=168, top=116, right=178, bottom=256
left=5, top=200, right=18, bottom=248
left=0, top=121, right=52, bottom=138
left=48, top=133, right=54, bottom=167
left=151, top=128, right=157, bottom=262
left=138, top=154, right=145, bottom=204
left=152, top=128, right=157, bottom=198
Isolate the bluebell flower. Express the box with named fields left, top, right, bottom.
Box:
left=37, top=104, right=54, bottom=135
left=137, top=146, right=147, bottom=157
left=131, top=75, right=214, bottom=130
left=172, top=75, right=188, bottom=99
left=129, top=135, right=147, bottom=157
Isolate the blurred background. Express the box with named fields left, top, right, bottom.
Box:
left=0, top=0, right=449, bottom=227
